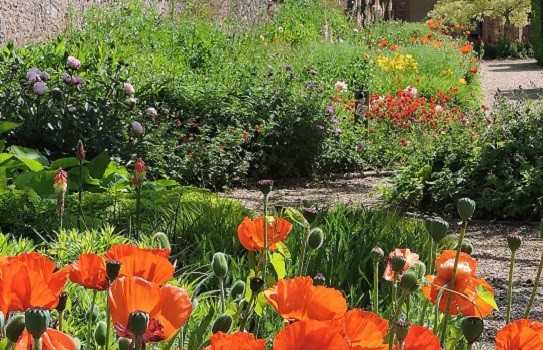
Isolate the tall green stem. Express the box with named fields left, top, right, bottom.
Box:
left=135, top=186, right=141, bottom=240
left=105, top=291, right=111, bottom=350
left=418, top=241, right=435, bottom=326
left=87, top=290, right=98, bottom=347
left=506, top=250, right=516, bottom=324
left=372, top=260, right=379, bottom=314
left=239, top=292, right=258, bottom=331
left=33, top=337, right=42, bottom=350
left=440, top=220, right=468, bottom=345
left=78, top=159, right=83, bottom=231
left=524, top=250, right=543, bottom=317
left=262, top=194, right=269, bottom=286
left=219, top=277, right=226, bottom=313
left=58, top=311, right=64, bottom=332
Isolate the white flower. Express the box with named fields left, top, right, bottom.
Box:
left=123, top=83, right=136, bottom=95
left=403, top=85, right=418, bottom=97
left=434, top=105, right=444, bottom=113
left=335, top=81, right=348, bottom=92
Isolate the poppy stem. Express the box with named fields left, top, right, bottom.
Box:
left=239, top=292, right=258, bottom=331
left=418, top=241, right=435, bottom=327
left=262, top=193, right=269, bottom=287
left=78, top=158, right=83, bottom=231
left=505, top=249, right=517, bottom=324
left=105, top=292, right=111, bottom=350
left=5, top=341, right=13, bottom=350
left=58, top=311, right=63, bottom=332
left=372, top=259, right=379, bottom=314
left=219, top=277, right=226, bottom=313
left=524, top=249, right=543, bottom=318
left=135, top=185, right=142, bottom=241
left=87, top=290, right=98, bottom=347
left=439, top=219, right=468, bottom=345
left=33, top=337, right=42, bottom=350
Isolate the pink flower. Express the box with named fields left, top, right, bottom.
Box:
left=67, top=56, right=81, bottom=70
left=146, top=107, right=158, bottom=117
left=33, top=82, right=48, bottom=96
left=131, top=121, right=144, bottom=135
left=335, top=81, right=348, bottom=92
left=54, top=168, right=68, bottom=194
left=403, top=86, right=418, bottom=97
left=123, top=83, right=136, bottom=95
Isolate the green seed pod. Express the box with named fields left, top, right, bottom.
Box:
left=461, top=316, right=484, bottom=344
left=371, top=247, right=384, bottom=262
left=128, top=310, right=149, bottom=336
left=153, top=232, right=171, bottom=250
left=455, top=239, right=474, bottom=255
left=399, top=271, right=419, bottom=293
left=212, top=252, right=229, bottom=279
left=307, top=227, right=324, bottom=249
left=406, top=261, right=426, bottom=281
left=106, top=260, right=122, bottom=283
left=457, top=198, right=476, bottom=220
left=118, top=337, right=131, bottom=350
left=250, top=277, right=264, bottom=293
left=313, top=273, right=326, bottom=286
left=94, top=321, right=107, bottom=346
left=211, top=314, right=233, bottom=334
left=507, top=233, right=522, bottom=252
left=390, top=256, right=407, bottom=274
left=73, top=337, right=81, bottom=350
left=394, top=320, right=410, bottom=343
left=6, top=313, right=26, bottom=343
left=257, top=179, right=274, bottom=196
left=25, top=308, right=50, bottom=339
left=425, top=217, right=449, bottom=243
left=85, top=304, right=100, bottom=322
left=230, top=280, right=246, bottom=298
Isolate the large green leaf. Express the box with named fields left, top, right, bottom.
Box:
left=0, top=153, right=13, bottom=164
left=0, top=167, right=7, bottom=193
left=50, top=157, right=81, bottom=169
left=13, top=170, right=55, bottom=197
left=0, top=121, right=20, bottom=133
left=476, top=285, right=498, bottom=310
left=68, top=166, right=100, bottom=186
left=104, top=160, right=129, bottom=178
left=101, top=172, right=130, bottom=191
left=88, top=152, right=110, bottom=179
left=10, top=146, right=49, bottom=169
left=270, top=252, right=286, bottom=279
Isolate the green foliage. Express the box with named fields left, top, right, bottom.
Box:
left=533, top=0, right=543, bottom=64
left=483, top=38, right=534, bottom=59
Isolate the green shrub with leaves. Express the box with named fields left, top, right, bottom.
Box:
left=533, top=0, right=543, bottom=64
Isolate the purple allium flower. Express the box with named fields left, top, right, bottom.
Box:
left=283, top=64, right=292, bottom=72
left=334, top=127, right=343, bottom=135
left=307, top=83, right=316, bottom=90
left=131, top=121, right=144, bottom=135
left=26, top=68, right=40, bottom=81
left=330, top=118, right=339, bottom=125
left=309, top=69, right=318, bottom=75
left=39, top=71, right=50, bottom=82
left=33, top=82, right=48, bottom=96
left=74, top=76, right=84, bottom=86
left=316, top=124, right=325, bottom=131
left=62, top=72, right=72, bottom=84
left=67, top=56, right=82, bottom=70
left=146, top=107, right=158, bottom=117
left=326, top=106, right=335, bottom=115
left=123, top=83, right=135, bottom=95
left=357, top=143, right=365, bottom=152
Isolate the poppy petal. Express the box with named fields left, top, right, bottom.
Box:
left=395, top=325, right=441, bottom=350
left=117, top=252, right=174, bottom=285
left=273, top=320, right=350, bottom=350
left=69, top=254, right=108, bottom=290
left=207, top=331, right=266, bottom=350
left=153, top=285, right=193, bottom=339
left=42, top=328, right=78, bottom=350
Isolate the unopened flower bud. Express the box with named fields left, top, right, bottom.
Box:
left=250, top=277, right=264, bottom=293
left=211, top=314, right=233, bottom=334
left=76, top=140, right=85, bottom=162
left=67, top=56, right=82, bottom=70
left=371, top=247, right=384, bottom=262
left=461, top=316, right=484, bottom=344
left=307, top=227, right=324, bottom=249
left=230, top=280, right=245, bottom=298
left=399, top=271, right=419, bottom=293
left=152, top=232, right=171, bottom=250
left=507, top=232, right=522, bottom=252
left=394, top=320, right=410, bottom=343
left=406, top=261, right=426, bottom=280
left=455, top=239, right=474, bottom=255
left=457, top=198, right=476, bottom=220
left=128, top=310, right=149, bottom=336
left=62, top=72, right=72, bottom=84
left=257, top=179, right=274, bottom=196
left=25, top=308, right=50, bottom=339
left=118, top=337, right=131, bottom=350
left=94, top=321, right=107, bottom=346
left=146, top=107, right=158, bottom=117
left=313, top=273, right=326, bottom=286
left=56, top=291, right=69, bottom=312
left=390, top=256, right=407, bottom=274
left=212, top=252, right=229, bottom=278
left=131, top=121, right=144, bottom=135
left=86, top=304, right=100, bottom=322
left=301, top=208, right=319, bottom=224
left=106, top=260, right=122, bottom=283
left=6, top=313, right=26, bottom=343
left=425, top=217, right=449, bottom=243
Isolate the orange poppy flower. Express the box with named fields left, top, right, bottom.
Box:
left=339, top=309, right=388, bottom=349
left=427, top=20, right=437, bottom=30
left=104, top=244, right=174, bottom=284
left=394, top=325, right=441, bottom=350
left=69, top=253, right=108, bottom=291
left=432, top=40, right=442, bottom=48
left=495, top=319, right=543, bottom=350
left=409, top=37, right=416, bottom=43
left=420, top=37, right=429, bottom=44
left=470, top=66, right=478, bottom=74
left=204, top=332, right=266, bottom=350
left=378, top=39, right=388, bottom=47
left=237, top=216, right=293, bottom=251
left=460, top=44, right=472, bottom=54
left=15, top=328, right=77, bottom=350
left=264, top=276, right=347, bottom=322
left=109, top=276, right=192, bottom=344
left=383, top=249, right=419, bottom=282
left=273, top=319, right=350, bottom=350
left=422, top=250, right=495, bottom=318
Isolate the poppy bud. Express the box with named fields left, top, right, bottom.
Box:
left=307, top=227, right=324, bottom=249
left=86, top=304, right=100, bottom=322
left=301, top=208, right=319, bottom=224
left=425, top=217, right=449, bottom=243
left=406, top=261, right=426, bottom=280
left=212, top=252, right=229, bottom=278
left=371, top=247, right=384, bottom=262
left=6, top=313, right=26, bottom=343
left=250, top=277, right=264, bottom=293
left=230, top=280, right=246, bottom=298
left=457, top=198, right=476, bottom=220
left=128, top=310, right=149, bottom=336
left=118, top=337, right=131, bottom=350
left=313, top=273, right=326, bottom=286
left=106, top=260, right=122, bottom=283
left=257, top=179, right=274, bottom=196
left=394, top=320, right=410, bottom=343
left=461, top=316, right=484, bottom=344
left=94, top=321, right=107, bottom=346
left=507, top=233, right=522, bottom=252
left=399, top=271, right=419, bottom=293
left=152, top=231, right=171, bottom=250
left=390, top=256, right=407, bottom=274
left=73, top=337, right=81, bottom=350
left=25, top=308, right=50, bottom=339
left=455, top=239, right=474, bottom=255
left=56, top=291, right=69, bottom=312
left=212, top=314, right=233, bottom=334
left=76, top=140, right=85, bottom=162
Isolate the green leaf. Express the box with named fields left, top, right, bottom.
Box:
left=187, top=304, right=214, bottom=350
left=10, top=146, right=49, bottom=166
left=476, top=285, right=498, bottom=310
left=19, top=158, right=45, bottom=172
left=88, top=152, right=110, bottom=179
left=101, top=173, right=130, bottom=191
left=275, top=242, right=291, bottom=260
left=153, top=179, right=179, bottom=187
left=0, top=153, right=13, bottom=164
left=0, top=167, right=7, bottom=193
left=103, top=160, right=129, bottom=178
left=244, top=269, right=256, bottom=302
left=13, top=170, right=56, bottom=197
left=0, top=121, right=20, bottom=133
left=284, top=207, right=308, bottom=227
left=270, top=252, right=286, bottom=279
left=50, top=157, right=81, bottom=169
left=68, top=166, right=100, bottom=186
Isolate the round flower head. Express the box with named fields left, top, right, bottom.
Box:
left=67, top=56, right=82, bottom=70
left=335, top=81, right=348, bottom=92
left=146, top=107, right=158, bottom=117
left=131, top=121, right=144, bottom=135
left=403, top=86, right=418, bottom=97
left=33, top=82, right=48, bottom=96
left=124, top=83, right=136, bottom=95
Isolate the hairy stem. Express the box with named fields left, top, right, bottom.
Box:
left=506, top=250, right=516, bottom=324
left=524, top=250, right=543, bottom=318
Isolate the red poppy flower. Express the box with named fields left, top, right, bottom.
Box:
left=108, top=276, right=192, bottom=344
left=69, top=253, right=108, bottom=291
left=470, top=66, right=478, bottom=74
left=394, top=325, right=441, bottom=350
left=495, top=319, right=543, bottom=350
left=237, top=217, right=293, bottom=251
left=204, top=332, right=266, bottom=350
left=264, top=276, right=347, bottom=322
left=460, top=44, right=472, bottom=54
left=273, top=319, right=350, bottom=350
left=339, top=309, right=388, bottom=349
left=15, top=328, right=77, bottom=350
left=104, top=244, right=174, bottom=284
left=383, top=249, right=419, bottom=281
left=378, top=39, right=388, bottom=47
left=422, top=250, right=495, bottom=318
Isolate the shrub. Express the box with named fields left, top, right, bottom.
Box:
left=533, top=0, right=543, bottom=64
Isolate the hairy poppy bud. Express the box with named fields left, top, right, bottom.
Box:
left=230, top=280, right=245, bottom=298
left=425, top=217, right=449, bottom=243
left=128, top=310, right=149, bottom=336
left=118, top=337, right=131, bottom=350
left=152, top=232, right=171, bottom=250
left=86, top=304, right=100, bottom=322
left=94, top=321, right=107, bottom=346
left=302, top=208, right=319, bottom=224
left=399, top=272, right=419, bottom=293
left=308, top=227, right=324, bottom=249
left=406, top=261, right=426, bottom=280
left=394, top=320, right=410, bottom=343
left=56, top=291, right=69, bottom=312
left=212, top=314, right=233, bottom=334
left=6, top=313, right=26, bottom=343
left=212, top=252, right=229, bottom=278
left=106, top=260, right=122, bottom=283
left=390, top=256, right=407, bottom=274
left=25, top=308, right=50, bottom=339
left=313, top=273, right=326, bottom=286
left=461, top=316, right=484, bottom=344
left=250, top=277, right=264, bottom=293
left=455, top=239, right=474, bottom=255
left=507, top=232, right=522, bottom=252
left=0, top=311, right=4, bottom=334
left=371, top=247, right=384, bottom=262
left=257, top=179, right=274, bottom=196
left=73, top=337, right=81, bottom=350
left=457, top=198, right=476, bottom=220
left=76, top=140, right=85, bottom=162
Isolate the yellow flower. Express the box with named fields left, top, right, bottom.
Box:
left=458, top=78, right=467, bottom=85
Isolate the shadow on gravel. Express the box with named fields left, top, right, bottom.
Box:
left=486, top=61, right=543, bottom=73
